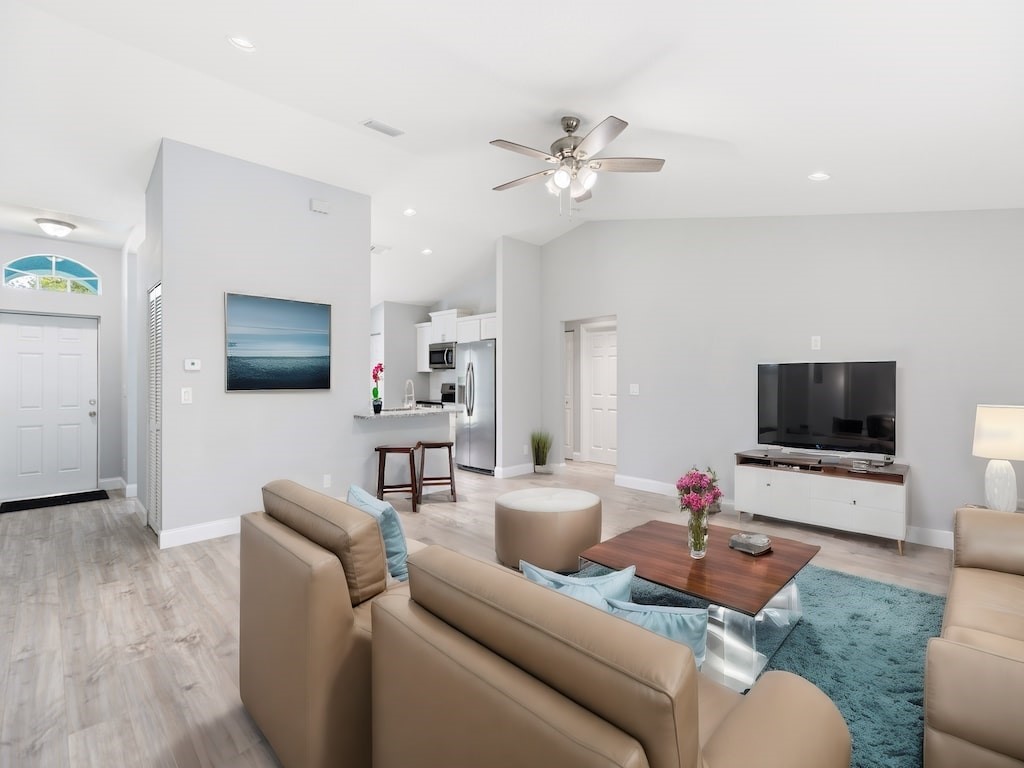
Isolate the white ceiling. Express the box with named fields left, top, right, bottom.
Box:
left=2, top=1, right=1023, bottom=306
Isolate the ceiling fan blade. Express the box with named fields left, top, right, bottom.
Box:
left=492, top=168, right=555, bottom=191
left=574, top=116, right=628, bottom=160
left=490, top=139, right=558, bottom=163
left=589, top=157, right=665, bottom=173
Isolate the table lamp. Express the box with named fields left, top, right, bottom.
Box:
left=972, top=404, right=1024, bottom=512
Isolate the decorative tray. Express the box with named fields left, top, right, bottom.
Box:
left=729, top=532, right=772, bottom=556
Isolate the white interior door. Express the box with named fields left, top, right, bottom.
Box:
left=0, top=312, right=99, bottom=502
left=582, top=328, right=617, bottom=465
left=563, top=330, right=574, bottom=458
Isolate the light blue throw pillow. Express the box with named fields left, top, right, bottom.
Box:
left=520, top=560, right=636, bottom=609
left=605, top=598, right=708, bottom=666
left=346, top=485, right=409, bottom=581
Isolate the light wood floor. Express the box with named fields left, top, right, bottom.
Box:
left=0, top=462, right=951, bottom=766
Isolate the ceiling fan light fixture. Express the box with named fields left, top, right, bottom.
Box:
left=570, top=178, right=586, bottom=199
left=544, top=178, right=561, bottom=196
left=552, top=167, right=571, bottom=189
left=577, top=165, right=597, bottom=191
left=35, top=218, right=76, bottom=238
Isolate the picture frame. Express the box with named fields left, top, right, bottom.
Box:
left=224, top=292, right=331, bottom=391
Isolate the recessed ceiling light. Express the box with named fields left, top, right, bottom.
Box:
left=421, top=249, right=433, bottom=256
left=35, top=218, right=76, bottom=238
left=808, top=172, right=831, bottom=182
left=403, top=208, right=417, bottom=217
left=227, top=36, right=256, bottom=52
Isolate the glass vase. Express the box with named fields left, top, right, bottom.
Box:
left=687, top=508, right=708, bottom=559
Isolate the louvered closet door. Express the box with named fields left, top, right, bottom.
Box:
left=147, top=285, right=163, bottom=533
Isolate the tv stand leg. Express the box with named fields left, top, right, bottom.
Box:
left=897, top=539, right=904, bottom=556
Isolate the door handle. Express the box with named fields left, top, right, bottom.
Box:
left=89, top=411, right=97, bottom=417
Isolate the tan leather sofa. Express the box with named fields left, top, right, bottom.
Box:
left=239, top=479, right=424, bottom=768
left=372, top=545, right=852, bottom=768
left=924, top=507, right=1024, bottom=767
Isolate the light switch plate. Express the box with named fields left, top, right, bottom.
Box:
left=629, top=383, right=640, bottom=396
left=811, top=335, right=821, bottom=350
left=181, top=387, right=193, bottom=405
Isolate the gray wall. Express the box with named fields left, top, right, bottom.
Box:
left=143, top=139, right=371, bottom=531
left=374, top=301, right=430, bottom=406
left=540, top=209, right=1024, bottom=540
left=0, top=231, right=124, bottom=485
left=496, top=236, right=542, bottom=473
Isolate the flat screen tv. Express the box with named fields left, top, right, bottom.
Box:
left=757, top=361, right=896, bottom=456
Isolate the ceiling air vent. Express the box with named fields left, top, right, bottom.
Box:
left=361, top=119, right=404, bottom=138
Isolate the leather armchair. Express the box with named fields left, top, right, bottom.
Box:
left=239, top=479, right=420, bottom=768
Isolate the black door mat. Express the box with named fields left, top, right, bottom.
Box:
left=0, top=489, right=109, bottom=514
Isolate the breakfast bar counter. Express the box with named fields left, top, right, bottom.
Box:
left=353, top=407, right=457, bottom=492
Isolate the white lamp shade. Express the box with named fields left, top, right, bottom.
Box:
left=552, top=168, right=571, bottom=189
left=972, top=405, right=1024, bottom=460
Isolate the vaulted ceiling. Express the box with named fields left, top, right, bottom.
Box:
left=2, top=1, right=1022, bottom=305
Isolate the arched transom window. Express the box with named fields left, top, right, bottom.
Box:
left=3, top=254, right=101, bottom=295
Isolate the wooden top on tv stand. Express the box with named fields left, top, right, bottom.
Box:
left=735, top=449, right=909, bottom=485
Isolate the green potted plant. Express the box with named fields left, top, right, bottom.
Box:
left=531, top=430, right=553, bottom=474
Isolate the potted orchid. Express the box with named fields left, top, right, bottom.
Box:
left=371, top=362, right=384, bottom=413
left=676, top=467, right=723, bottom=559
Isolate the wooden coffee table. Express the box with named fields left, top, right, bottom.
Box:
left=581, top=520, right=820, bottom=691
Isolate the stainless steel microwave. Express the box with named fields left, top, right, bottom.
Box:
left=428, top=341, right=456, bottom=370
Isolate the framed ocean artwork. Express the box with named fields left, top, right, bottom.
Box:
left=224, top=292, right=331, bottom=391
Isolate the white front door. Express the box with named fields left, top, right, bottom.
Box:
left=583, top=329, right=618, bottom=465
left=0, top=313, right=99, bottom=501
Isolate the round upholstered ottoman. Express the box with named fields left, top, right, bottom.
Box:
left=494, top=488, right=602, bottom=572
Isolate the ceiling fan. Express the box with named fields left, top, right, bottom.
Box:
left=491, top=115, right=665, bottom=202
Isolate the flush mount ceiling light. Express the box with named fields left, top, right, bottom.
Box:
left=421, top=248, right=433, bottom=256
left=227, top=36, right=256, bottom=52
left=403, top=208, right=417, bottom=217
left=35, top=218, right=76, bottom=238
left=808, top=172, right=831, bottom=182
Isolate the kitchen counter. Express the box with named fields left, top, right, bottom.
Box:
left=353, top=404, right=460, bottom=420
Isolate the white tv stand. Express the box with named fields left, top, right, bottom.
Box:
left=734, top=450, right=909, bottom=554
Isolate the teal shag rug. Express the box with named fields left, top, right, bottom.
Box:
left=577, top=562, right=945, bottom=768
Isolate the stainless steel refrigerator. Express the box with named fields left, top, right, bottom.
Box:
left=456, top=339, right=496, bottom=474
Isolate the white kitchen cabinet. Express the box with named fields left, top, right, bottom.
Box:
left=457, top=317, right=481, bottom=344
left=456, top=312, right=497, bottom=343
left=734, top=451, right=909, bottom=552
left=415, top=322, right=431, bottom=373
left=429, top=309, right=461, bottom=343
left=480, top=313, right=497, bottom=340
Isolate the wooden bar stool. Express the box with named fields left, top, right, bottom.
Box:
left=417, top=441, right=457, bottom=502
left=375, top=445, right=420, bottom=513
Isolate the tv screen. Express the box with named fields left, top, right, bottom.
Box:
left=757, top=361, right=896, bottom=456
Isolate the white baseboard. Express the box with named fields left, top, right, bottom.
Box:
left=158, top=516, right=240, bottom=550
left=614, top=474, right=677, bottom=497
left=907, top=525, right=954, bottom=550
left=99, top=476, right=123, bottom=491
left=495, top=463, right=534, bottom=479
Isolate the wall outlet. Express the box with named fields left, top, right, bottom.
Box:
left=811, top=335, right=821, bottom=350
left=629, top=383, right=640, bottom=395
left=323, top=474, right=331, bottom=488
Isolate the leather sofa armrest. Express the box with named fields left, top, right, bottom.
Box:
left=954, top=507, right=1024, bottom=575
left=701, top=671, right=850, bottom=768
left=925, top=636, right=1024, bottom=763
